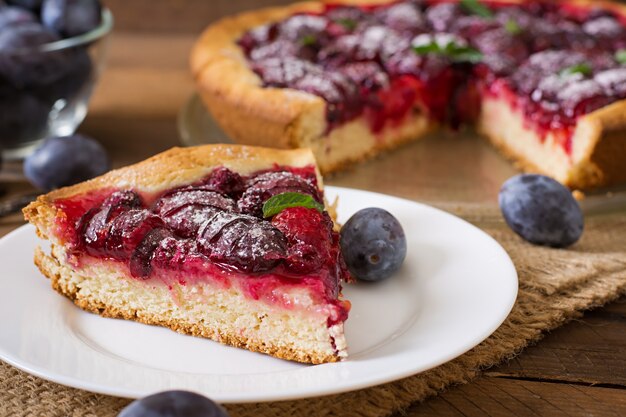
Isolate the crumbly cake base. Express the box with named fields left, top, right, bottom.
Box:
left=35, top=245, right=346, bottom=364
left=192, top=0, right=626, bottom=189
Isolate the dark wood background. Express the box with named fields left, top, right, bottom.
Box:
left=1, top=1, right=625, bottom=415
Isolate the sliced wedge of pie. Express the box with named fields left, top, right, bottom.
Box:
left=24, top=145, right=351, bottom=364
left=192, top=0, right=626, bottom=189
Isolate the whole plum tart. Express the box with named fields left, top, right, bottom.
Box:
left=24, top=145, right=351, bottom=364
left=192, top=0, right=626, bottom=189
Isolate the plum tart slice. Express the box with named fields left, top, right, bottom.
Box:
left=192, top=0, right=626, bottom=189
left=23, top=145, right=351, bottom=364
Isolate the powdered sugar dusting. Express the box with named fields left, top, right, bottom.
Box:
left=582, top=17, right=624, bottom=37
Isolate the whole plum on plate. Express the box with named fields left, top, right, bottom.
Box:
left=340, top=207, right=407, bottom=282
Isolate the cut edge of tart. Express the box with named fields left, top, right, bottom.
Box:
left=190, top=0, right=626, bottom=189
left=24, top=144, right=351, bottom=364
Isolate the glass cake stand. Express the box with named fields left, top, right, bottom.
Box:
left=178, top=94, right=626, bottom=219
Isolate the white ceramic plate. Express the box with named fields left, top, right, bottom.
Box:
left=0, top=187, right=517, bottom=403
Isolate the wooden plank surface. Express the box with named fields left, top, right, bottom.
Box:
left=405, top=378, right=626, bottom=417
left=1, top=24, right=625, bottom=417
left=486, top=300, right=626, bottom=387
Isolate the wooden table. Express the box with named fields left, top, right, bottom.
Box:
left=2, top=2, right=626, bottom=415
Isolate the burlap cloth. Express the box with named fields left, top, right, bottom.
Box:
left=2, top=206, right=626, bottom=417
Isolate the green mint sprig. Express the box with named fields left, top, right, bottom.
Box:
left=262, top=192, right=324, bottom=218
left=300, top=34, right=317, bottom=46
left=461, top=0, right=494, bottom=18
left=615, top=49, right=626, bottom=65
left=413, top=40, right=483, bottom=63
left=335, top=18, right=357, bottom=31
left=559, top=63, right=592, bottom=77
left=504, top=18, right=522, bottom=35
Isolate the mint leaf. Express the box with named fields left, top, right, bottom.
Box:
left=413, top=41, right=483, bottom=63
left=300, top=35, right=317, bottom=46
left=412, top=42, right=442, bottom=55
left=262, top=192, right=324, bottom=218
left=451, top=47, right=484, bottom=63
left=461, top=0, right=493, bottom=18
left=504, top=19, right=522, bottom=35
left=616, top=49, right=626, bottom=65
left=560, top=63, right=592, bottom=77
left=335, top=18, right=357, bottom=31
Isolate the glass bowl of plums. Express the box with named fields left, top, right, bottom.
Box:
left=0, top=0, right=112, bottom=159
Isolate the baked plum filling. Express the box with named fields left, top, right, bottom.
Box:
left=239, top=0, right=626, bottom=151
left=53, top=166, right=350, bottom=316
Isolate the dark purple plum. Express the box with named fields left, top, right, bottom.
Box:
left=251, top=58, right=317, bottom=87
left=155, top=188, right=235, bottom=237
left=582, top=16, right=624, bottom=38
left=0, top=22, right=72, bottom=87
left=340, top=208, right=406, bottom=282
left=151, top=236, right=200, bottom=271
left=118, top=390, right=230, bottom=417
left=354, top=26, right=407, bottom=61
left=425, top=2, right=460, bottom=32
left=238, top=171, right=321, bottom=217
left=277, top=14, right=328, bottom=44
left=105, top=209, right=164, bottom=259
left=339, top=61, right=389, bottom=90
left=41, top=0, right=102, bottom=37
left=0, top=5, right=36, bottom=27
left=23, top=134, right=110, bottom=190
left=556, top=79, right=610, bottom=118
left=248, top=38, right=314, bottom=61
left=102, top=190, right=143, bottom=216
left=78, top=190, right=142, bottom=254
left=238, top=24, right=276, bottom=53
left=595, top=68, right=626, bottom=96
left=499, top=174, right=583, bottom=247
left=383, top=47, right=423, bottom=77
left=129, top=228, right=174, bottom=278
left=325, top=6, right=367, bottom=27
left=318, top=34, right=359, bottom=68
left=509, top=50, right=587, bottom=94
left=198, top=211, right=287, bottom=273
left=156, top=189, right=235, bottom=217
left=203, top=166, right=245, bottom=197
left=293, top=71, right=347, bottom=103
left=379, top=3, right=425, bottom=33
left=452, top=15, right=499, bottom=39
left=473, top=28, right=529, bottom=75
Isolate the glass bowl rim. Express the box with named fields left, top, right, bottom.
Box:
left=5, top=8, right=114, bottom=54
